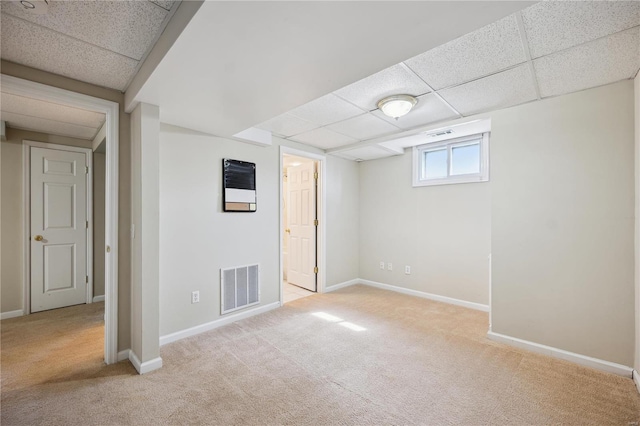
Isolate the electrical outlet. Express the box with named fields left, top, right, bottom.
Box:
left=405, top=265, right=411, bottom=275
left=191, top=291, right=200, bottom=304
left=387, top=262, right=393, bottom=271
left=379, top=261, right=385, bottom=270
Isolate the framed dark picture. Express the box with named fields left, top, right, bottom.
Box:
left=222, top=158, right=257, bottom=212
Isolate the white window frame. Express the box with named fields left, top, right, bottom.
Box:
left=413, top=132, right=489, bottom=187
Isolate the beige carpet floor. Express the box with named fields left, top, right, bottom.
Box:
left=1, top=284, right=639, bottom=425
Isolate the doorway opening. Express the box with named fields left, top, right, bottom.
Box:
left=2, top=74, right=119, bottom=364
left=280, top=147, right=326, bottom=305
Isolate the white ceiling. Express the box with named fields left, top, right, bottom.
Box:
left=0, top=90, right=106, bottom=140
left=127, top=2, right=533, bottom=137
left=1, top=1, right=636, bottom=162
left=252, top=1, right=640, bottom=162
left=0, top=0, right=178, bottom=91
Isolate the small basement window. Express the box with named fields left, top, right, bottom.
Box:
left=413, top=133, right=489, bottom=187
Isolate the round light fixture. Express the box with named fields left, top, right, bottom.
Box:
left=19, top=0, right=49, bottom=14
left=377, top=94, right=418, bottom=119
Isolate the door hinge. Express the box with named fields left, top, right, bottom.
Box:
left=313, top=266, right=318, bottom=274
left=85, top=275, right=89, bottom=284
left=86, top=220, right=89, bottom=229
left=313, top=219, right=318, bottom=227
left=86, top=166, right=89, bottom=174
left=314, top=172, right=318, bottom=180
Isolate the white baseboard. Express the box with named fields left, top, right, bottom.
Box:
left=487, top=331, right=633, bottom=378
left=159, top=301, right=280, bottom=346
left=323, top=279, right=359, bottom=293
left=633, top=370, right=640, bottom=393
left=92, top=295, right=105, bottom=303
left=1, top=309, right=24, bottom=320
left=117, top=349, right=130, bottom=362
left=359, top=279, right=490, bottom=312
left=128, top=350, right=163, bottom=375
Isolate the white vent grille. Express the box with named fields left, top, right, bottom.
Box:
left=429, top=129, right=453, bottom=137
left=221, top=264, right=259, bottom=315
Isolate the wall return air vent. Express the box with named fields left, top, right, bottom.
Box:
left=221, top=264, right=260, bottom=315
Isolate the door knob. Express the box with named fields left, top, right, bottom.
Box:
left=34, top=235, right=44, bottom=241
left=285, top=228, right=290, bottom=234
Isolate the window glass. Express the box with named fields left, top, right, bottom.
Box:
left=451, top=143, right=480, bottom=176
left=422, top=149, right=447, bottom=179
left=413, top=132, right=489, bottom=187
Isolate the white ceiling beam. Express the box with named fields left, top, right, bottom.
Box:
left=125, top=0, right=204, bottom=112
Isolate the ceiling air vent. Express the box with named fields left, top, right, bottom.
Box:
left=428, top=130, right=453, bottom=138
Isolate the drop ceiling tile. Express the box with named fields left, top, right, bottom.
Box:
left=1, top=93, right=106, bottom=129
left=404, top=15, right=526, bottom=90
left=439, top=64, right=537, bottom=116
left=149, top=1, right=176, bottom=11
left=534, top=27, right=640, bottom=99
left=326, top=113, right=399, bottom=141
left=522, top=1, right=640, bottom=59
left=256, top=113, right=319, bottom=137
left=372, top=93, right=459, bottom=130
left=289, top=127, right=357, bottom=150
left=1, top=0, right=168, bottom=60
left=1, top=14, right=138, bottom=91
left=288, top=94, right=365, bottom=126
left=334, top=64, right=431, bottom=111
left=2, top=112, right=98, bottom=140
left=339, top=145, right=396, bottom=161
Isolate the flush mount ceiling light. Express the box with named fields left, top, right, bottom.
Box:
left=19, top=0, right=49, bottom=14
left=377, top=94, right=418, bottom=119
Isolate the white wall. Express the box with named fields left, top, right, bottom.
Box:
left=0, top=129, right=92, bottom=314
left=635, top=73, right=639, bottom=372
left=93, top=152, right=105, bottom=298
left=159, top=124, right=360, bottom=337
left=491, top=80, right=635, bottom=367
left=358, top=153, right=491, bottom=305
left=1, top=135, right=25, bottom=313
left=130, top=103, right=161, bottom=366
left=326, top=155, right=360, bottom=288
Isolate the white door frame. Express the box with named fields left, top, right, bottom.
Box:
left=24, top=141, right=94, bottom=307
left=279, top=146, right=326, bottom=305
left=3, top=74, right=120, bottom=365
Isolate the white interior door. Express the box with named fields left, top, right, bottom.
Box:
left=287, top=161, right=317, bottom=291
left=31, top=147, right=88, bottom=313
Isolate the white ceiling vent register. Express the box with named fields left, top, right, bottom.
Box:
left=221, top=264, right=260, bottom=315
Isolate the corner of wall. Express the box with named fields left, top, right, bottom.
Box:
left=128, top=349, right=162, bottom=375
